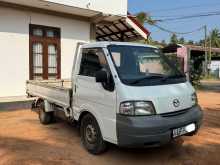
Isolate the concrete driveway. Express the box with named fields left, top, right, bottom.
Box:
left=0, top=91, right=220, bottom=165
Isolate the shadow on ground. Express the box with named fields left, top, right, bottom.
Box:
left=0, top=135, right=220, bottom=165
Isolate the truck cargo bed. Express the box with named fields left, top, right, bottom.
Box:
left=26, top=80, right=72, bottom=108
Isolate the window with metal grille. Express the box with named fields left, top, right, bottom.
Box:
left=33, top=42, right=43, bottom=80
left=29, top=24, right=61, bottom=80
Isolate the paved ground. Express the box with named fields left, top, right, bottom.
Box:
left=0, top=91, right=220, bottom=165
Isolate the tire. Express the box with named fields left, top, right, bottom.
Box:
left=80, top=114, right=107, bottom=155
left=38, top=101, right=54, bottom=125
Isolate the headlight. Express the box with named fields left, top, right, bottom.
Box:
left=119, top=101, right=156, bottom=116
left=191, top=93, right=198, bottom=106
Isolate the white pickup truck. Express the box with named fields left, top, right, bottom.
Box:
left=27, top=42, right=203, bottom=154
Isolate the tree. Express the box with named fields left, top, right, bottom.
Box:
left=161, top=40, right=167, bottom=45
left=179, top=37, right=185, bottom=44
left=187, top=40, right=194, bottom=45
left=136, top=12, right=157, bottom=44
left=170, top=34, right=178, bottom=44
left=136, top=12, right=148, bottom=25
left=196, top=39, right=204, bottom=46
left=136, top=12, right=157, bottom=25
left=208, top=28, right=220, bottom=48
left=146, top=36, right=154, bottom=45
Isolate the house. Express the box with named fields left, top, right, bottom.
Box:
left=163, top=44, right=220, bottom=79
left=0, top=0, right=150, bottom=97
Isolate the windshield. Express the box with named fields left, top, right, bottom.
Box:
left=108, top=45, right=186, bottom=86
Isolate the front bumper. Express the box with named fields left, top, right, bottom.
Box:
left=116, top=105, right=203, bottom=147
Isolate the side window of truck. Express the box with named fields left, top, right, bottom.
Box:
left=79, top=48, right=107, bottom=77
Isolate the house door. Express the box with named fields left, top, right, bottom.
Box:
left=29, top=24, right=61, bottom=80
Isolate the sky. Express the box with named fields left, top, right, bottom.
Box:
left=128, top=0, right=220, bottom=43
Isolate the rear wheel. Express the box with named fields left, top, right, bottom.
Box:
left=80, top=114, right=107, bottom=155
left=38, top=101, right=54, bottom=125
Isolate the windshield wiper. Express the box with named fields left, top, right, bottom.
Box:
left=165, top=74, right=185, bottom=79
left=130, top=75, right=165, bottom=85
left=130, top=74, right=185, bottom=85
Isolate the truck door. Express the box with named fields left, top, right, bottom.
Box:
left=75, top=48, right=117, bottom=143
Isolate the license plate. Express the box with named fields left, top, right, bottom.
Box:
left=172, top=123, right=196, bottom=138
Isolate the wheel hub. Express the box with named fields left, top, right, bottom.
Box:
left=85, top=124, right=97, bottom=144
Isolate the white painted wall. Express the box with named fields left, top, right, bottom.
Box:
left=0, top=7, right=90, bottom=97
left=46, top=0, right=128, bottom=16
left=210, top=61, right=220, bottom=78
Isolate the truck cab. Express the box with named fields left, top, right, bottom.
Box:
left=27, top=42, right=203, bottom=154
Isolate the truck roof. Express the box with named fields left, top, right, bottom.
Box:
left=82, top=41, right=158, bottom=49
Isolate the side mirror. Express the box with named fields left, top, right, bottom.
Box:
left=95, top=70, right=108, bottom=83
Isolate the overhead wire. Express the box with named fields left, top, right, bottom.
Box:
left=148, top=3, right=220, bottom=13
left=154, top=11, right=220, bottom=22
left=152, top=10, right=220, bottom=18
left=136, top=3, right=220, bottom=33
left=149, top=24, right=205, bottom=35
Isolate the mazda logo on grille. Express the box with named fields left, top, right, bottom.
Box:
left=173, top=99, right=180, bottom=108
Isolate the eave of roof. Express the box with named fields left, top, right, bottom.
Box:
left=96, top=14, right=150, bottom=42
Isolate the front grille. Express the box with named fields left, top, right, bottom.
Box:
left=160, top=108, right=190, bottom=117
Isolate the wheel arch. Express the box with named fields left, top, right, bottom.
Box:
left=31, top=97, right=44, bottom=110
left=35, top=98, right=44, bottom=107
left=78, top=110, right=105, bottom=140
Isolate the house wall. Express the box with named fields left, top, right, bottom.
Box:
left=46, top=0, right=128, bottom=16
left=0, top=7, right=90, bottom=97
left=210, top=61, right=220, bottom=78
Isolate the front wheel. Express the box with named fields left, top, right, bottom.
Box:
left=80, top=114, right=107, bottom=155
